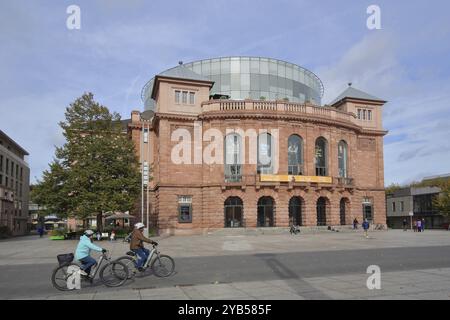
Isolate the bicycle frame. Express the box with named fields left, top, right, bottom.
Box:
left=130, top=245, right=159, bottom=269
left=83, top=252, right=108, bottom=278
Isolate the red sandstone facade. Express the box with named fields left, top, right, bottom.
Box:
left=128, top=74, right=388, bottom=235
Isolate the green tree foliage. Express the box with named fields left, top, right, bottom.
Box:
left=32, top=93, right=141, bottom=230
left=432, top=181, right=450, bottom=217
left=385, top=183, right=403, bottom=195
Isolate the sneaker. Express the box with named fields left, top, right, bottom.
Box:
left=137, top=267, right=144, bottom=272
left=79, top=270, right=88, bottom=276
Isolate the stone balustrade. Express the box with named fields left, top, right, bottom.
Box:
left=201, top=99, right=356, bottom=124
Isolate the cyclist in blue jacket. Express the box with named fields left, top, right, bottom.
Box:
left=75, top=230, right=106, bottom=276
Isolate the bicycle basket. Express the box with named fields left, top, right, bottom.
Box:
left=57, top=253, right=74, bottom=266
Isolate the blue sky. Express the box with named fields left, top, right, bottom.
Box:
left=1, top=0, right=449, bottom=185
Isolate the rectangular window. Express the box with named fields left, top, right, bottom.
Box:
left=15, top=164, right=18, bottom=179
left=6, top=159, right=9, bottom=175
left=178, top=196, right=192, bottom=223
left=400, top=201, right=404, bottom=212
left=143, top=129, right=148, bottom=143
left=362, top=109, right=366, bottom=120
left=392, top=202, right=396, bottom=212
left=182, top=91, right=188, bottom=104
left=0, top=155, right=3, bottom=172
left=0, top=174, right=2, bottom=185
left=175, top=90, right=181, bottom=103
left=357, top=109, right=361, bottom=120
left=20, top=167, right=23, bottom=181
left=189, top=92, right=195, bottom=104
left=368, top=110, right=372, bottom=121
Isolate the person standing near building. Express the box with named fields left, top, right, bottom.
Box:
left=402, top=219, right=408, bottom=231
left=413, top=220, right=417, bottom=232
left=353, top=218, right=359, bottom=230
left=417, top=219, right=422, bottom=233
left=362, top=219, right=370, bottom=238
left=421, top=218, right=425, bottom=232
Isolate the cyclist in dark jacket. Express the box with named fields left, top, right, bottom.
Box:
left=130, top=223, right=157, bottom=271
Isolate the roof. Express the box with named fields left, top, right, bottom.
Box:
left=151, top=65, right=214, bottom=99
left=0, top=129, right=29, bottom=156
left=422, top=173, right=450, bottom=181
left=159, top=65, right=212, bottom=82
left=330, top=86, right=386, bottom=106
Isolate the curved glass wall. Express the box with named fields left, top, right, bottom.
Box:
left=142, top=56, right=324, bottom=110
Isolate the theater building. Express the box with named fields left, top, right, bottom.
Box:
left=128, top=57, right=388, bottom=234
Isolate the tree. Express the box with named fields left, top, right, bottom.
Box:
left=32, top=93, right=141, bottom=231
left=385, top=183, right=403, bottom=195
left=433, top=181, right=450, bottom=217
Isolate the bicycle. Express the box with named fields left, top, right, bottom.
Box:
left=115, top=243, right=175, bottom=279
left=51, top=251, right=129, bottom=291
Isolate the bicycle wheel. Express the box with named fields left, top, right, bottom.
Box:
left=151, top=254, right=175, bottom=277
left=99, top=261, right=129, bottom=287
left=51, top=263, right=80, bottom=291
left=114, top=256, right=137, bottom=279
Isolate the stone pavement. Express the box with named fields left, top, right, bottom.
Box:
left=2, top=230, right=450, bottom=300
left=20, top=267, right=450, bottom=300
left=2, top=229, right=450, bottom=266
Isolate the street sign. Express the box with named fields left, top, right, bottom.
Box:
left=408, top=211, right=414, bottom=216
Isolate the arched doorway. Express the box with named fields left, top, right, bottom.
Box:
left=257, top=197, right=274, bottom=227
left=224, top=197, right=243, bottom=228
left=340, top=198, right=349, bottom=225
left=316, top=197, right=328, bottom=226
left=289, top=197, right=303, bottom=226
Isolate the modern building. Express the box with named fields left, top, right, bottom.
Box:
left=142, top=57, right=324, bottom=110
left=0, top=130, right=30, bottom=236
left=128, top=56, right=388, bottom=235
left=386, top=174, right=450, bottom=229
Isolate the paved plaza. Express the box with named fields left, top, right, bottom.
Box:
left=1, top=229, right=450, bottom=300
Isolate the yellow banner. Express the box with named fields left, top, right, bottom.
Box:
left=260, top=174, right=332, bottom=183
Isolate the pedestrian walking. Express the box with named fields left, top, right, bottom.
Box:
left=110, top=230, right=116, bottom=242
left=402, top=219, right=408, bottom=231
left=37, top=226, right=44, bottom=238
left=96, top=231, right=102, bottom=241
left=421, top=218, right=425, bottom=232
left=413, top=220, right=417, bottom=232
left=362, top=219, right=370, bottom=238
left=417, top=219, right=422, bottom=233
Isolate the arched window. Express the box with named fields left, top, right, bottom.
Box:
left=257, top=132, right=273, bottom=174
left=257, top=196, right=275, bottom=227
left=289, top=197, right=303, bottom=226
left=316, top=197, right=328, bottom=226
left=340, top=198, right=349, bottom=225
left=224, top=197, right=243, bottom=228
left=288, top=135, right=303, bottom=175
left=338, top=140, right=348, bottom=178
left=315, top=137, right=328, bottom=176
left=224, top=133, right=242, bottom=182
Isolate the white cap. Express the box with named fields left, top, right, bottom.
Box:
left=84, top=230, right=94, bottom=236
left=135, top=222, right=145, bottom=229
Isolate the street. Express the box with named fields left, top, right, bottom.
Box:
left=1, top=230, right=450, bottom=300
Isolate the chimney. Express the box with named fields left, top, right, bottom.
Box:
left=131, top=110, right=141, bottom=123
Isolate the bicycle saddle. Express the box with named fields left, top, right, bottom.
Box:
left=126, top=251, right=136, bottom=256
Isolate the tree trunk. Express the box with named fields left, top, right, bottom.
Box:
left=96, top=213, right=103, bottom=232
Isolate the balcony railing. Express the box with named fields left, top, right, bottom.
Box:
left=202, top=100, right=356, bottom=124
left=334, top=177, right=354, bottom=186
